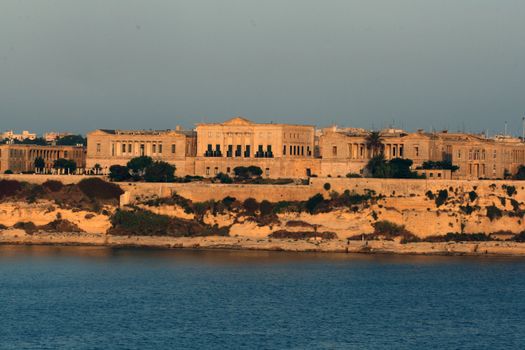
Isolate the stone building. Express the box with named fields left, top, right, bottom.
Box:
left=86, top=128, right=196, bottom=175
left=0, top=144, right=85, bottom=174
left=194, top=117, right=318, bottom=178
left=318, top=127, right=438, bottom=177
left=1, top=130, right=37, bottom=142
left=318, top=126, right=525, bottom=179
left=84, top=117, right=525, bottom=180
left=432, top=132, right=525, bottom=179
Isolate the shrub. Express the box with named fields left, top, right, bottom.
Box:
left=39, top=219, right=84, bottom=233
left=42, top=180, right=64, bottom=192
left=468, top=191, right=478, bottom=202
left=323, top=183, right=331, bottom=191
left=14, top=221, right=37, bottom=234
left=259, top=200, right=274, bottom=216
left=234, top=166, right=262, bottom=179
left=346, top=173, right=362, bottom=178
left=269, top=230, right=337, bottom=240
left=109, top=208, right=229, bottom=237
left=460, top=205, right=475, bottom=215
left=144, top=161, right=176, bottom=182
left=215, top=172, right=233, bottom=184
left=109, top=165, right=131, bottom=182
left=0, top=179, right=22, bottom=199
left=425, top=232, right=491, bottom=242
left=425, top=191, right=435, bottom=200
left=435, top=189, right=448, bottom=207
left=505, top=185, right=517, bottom=197
left=306, top=193, right=324, bottom=214
left=513, top=231, right=525, bottom=242
left=221, top=196, right=237, bottom=208
left=4, top=170, right=13, bottom=174
left=77, top=178, right=123, bottom=200
left=243, top=198, right=259, bottom=215
left=486, top=205, right=503, bottom=221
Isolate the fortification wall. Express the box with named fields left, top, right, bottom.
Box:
left=1, top=174, right=525, bottom=204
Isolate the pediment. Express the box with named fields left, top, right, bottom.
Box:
left=223, top=117, right=253, bottom=126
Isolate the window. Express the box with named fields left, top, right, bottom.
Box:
left=158, top=144, right=163, bottom=153
left=414, top=146, right=419, bottom=157
left=226, top=167, right=231, bottom=173
left=493, top=150, right=497, bottom=159
left=283, top=145, right=286, bottom=155
left=140, top=144, right=145, bottom=156
left=152, top=144, right=156, bottom=153
left=265, top=168, right=270, bottom=176
left=301, top=146, right=304, bottom=156
left=122, top=144, right=126, bottom=153
left=64, top=151, right=68, bottom=158
left=206, top=167, right=210, bottom=175
left=457, top=150, right=461, bottom=159
left=332, top=146, right=337, bottom=156
left=128, top=144, right=132, bottom=153
left=214, top=167, right=218, bottom=175
left=307, top=146, right=311, bottom=156
left=171, top=144, right=176, bottom=153
left=96, top=143, right=101, bottom=153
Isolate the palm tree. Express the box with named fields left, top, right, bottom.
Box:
left=365, top=131, right=384, bottom=157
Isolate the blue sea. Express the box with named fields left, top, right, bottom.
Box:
left=0, top=246, right=524, bottom=349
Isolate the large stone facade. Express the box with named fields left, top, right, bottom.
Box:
left=84, top=117, right=525, bottom=180
left=86, top=128, right=197, bottom=175
left=318, top=127, right=525, bottom=179
left=194, top=117, right=317, bottom=177
left=0, top=144, right=85, bottom=174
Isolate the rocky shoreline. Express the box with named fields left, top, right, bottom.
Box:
left=3, top=230, right=525, bottom=256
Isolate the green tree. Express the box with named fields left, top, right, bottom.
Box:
left=53, top=158, right=77, bottom=174
left=109, top=165, right=131, bottom=182
left=366, top=154, right=390, bottom=178
left=389, top=158, right=416, bottom=178
left=365, top=131, right=384, bottom=157
left=144, top=161, right=176, bottom=182
left=514, top=165, right=525, bottom=180
left=127, top=156, right=153, bottom=176
left=56, top=135, right=86, bottom=146
left=34, top=157, right=45, bottom=174
left=215, top=172, right=233, bottom=183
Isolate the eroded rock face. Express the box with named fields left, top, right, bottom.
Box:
left=0, top=180, right=523, bottom=241
left=0, top=201, right=112, bottom=234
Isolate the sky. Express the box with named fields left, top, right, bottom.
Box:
left=0, top=0, right=524, bottom=135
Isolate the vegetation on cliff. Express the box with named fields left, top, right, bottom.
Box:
left=0, top=178, right=122, bottom=212
left=108, top=208, right=229, bottom=237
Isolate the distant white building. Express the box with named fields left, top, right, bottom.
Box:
left=1, top=130, right=37, bottom=141
left=44, top=131, right=72, bottom=142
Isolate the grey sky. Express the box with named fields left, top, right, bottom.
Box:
left=1, top=0, right=524, bottom=135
